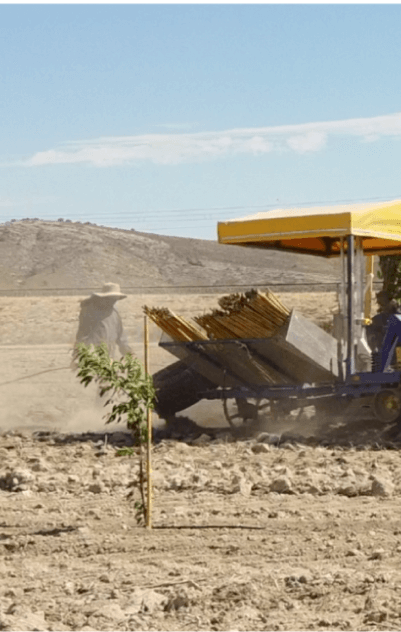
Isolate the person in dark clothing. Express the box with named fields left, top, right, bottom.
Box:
left=74, top=282, right=133, bottom=359
left=367, top=290, right=400, bottom=352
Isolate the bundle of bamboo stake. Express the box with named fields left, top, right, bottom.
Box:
left=194, top=289, right=290, bottom=340
left=144, top=289, right=290, bottom=342
left=143, top=306, right=208, bottom=342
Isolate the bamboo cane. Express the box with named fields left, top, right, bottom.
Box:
left=144, top=315, right=152, bottom=530
left=144, top=288, right=290, bottom=342
left=143, top=306, right=207, bottom=341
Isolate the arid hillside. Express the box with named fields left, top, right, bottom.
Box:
left=0, top=219, right=340, bottom=294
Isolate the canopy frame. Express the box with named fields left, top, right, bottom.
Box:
left=217, top=199, right=401, bottom=258
left=217, top=200, right=401, bottom=378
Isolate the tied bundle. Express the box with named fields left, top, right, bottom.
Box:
left=144, top=289, right=290, bottom=342
left=194, top=289, right=290, bottom=340
left=143, top=306, right=208, bottom=342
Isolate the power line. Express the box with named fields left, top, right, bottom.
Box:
left=0, top=280, right=383, bottom=293
left=1, top=210, right=245, bottom=221
left=1, top=194, right=400, bottom=224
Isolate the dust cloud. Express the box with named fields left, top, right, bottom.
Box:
left=0, top=291, right=352, bottom=439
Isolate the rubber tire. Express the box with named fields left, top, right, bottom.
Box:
left=152, top=360, right=215, bottom=418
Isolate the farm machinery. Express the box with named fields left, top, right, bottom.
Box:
left=150, top=199, right=401, bottom=436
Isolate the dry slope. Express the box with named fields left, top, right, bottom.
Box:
left=0, top=220, right=340, bottom=293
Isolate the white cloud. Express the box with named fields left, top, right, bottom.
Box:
left=14, top=111, right=401, bottom=168
left=243, top=135, right=273, bottom=154
left=286, top=131, right=327, bottom=153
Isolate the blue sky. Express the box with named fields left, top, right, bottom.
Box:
left=1, top=4, right=401, bottom=240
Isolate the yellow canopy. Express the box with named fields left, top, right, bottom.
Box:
left=217, top=199, right=401, bottom=257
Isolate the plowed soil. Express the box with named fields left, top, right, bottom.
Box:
left=2, top=291, right=400, bottom=632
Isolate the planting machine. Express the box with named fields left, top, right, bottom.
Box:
left=152, top=199, right=401, bottom=435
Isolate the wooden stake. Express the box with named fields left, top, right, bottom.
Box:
left=144, top=315, right=152, bottom=530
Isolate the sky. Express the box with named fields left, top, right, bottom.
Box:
left=1, top=3, right=401, bottom=240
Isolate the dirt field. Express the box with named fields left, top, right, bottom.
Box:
left=3, top=291, right=401, bottom=632
left=2, top=427, right=401, bottom=632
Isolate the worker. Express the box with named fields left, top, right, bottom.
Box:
left=74, top=282, right=133, bottom=360
left=366, top=290, right=400, bottom=352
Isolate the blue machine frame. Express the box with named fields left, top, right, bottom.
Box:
left=201, top=236, right=401, bottom=409
left=157, top=235, right=401, bottom=421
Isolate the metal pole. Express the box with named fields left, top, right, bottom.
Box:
left=338, top=237, right=346, bottom=380
left=364, top=255, right=374, bottom=321
left=346, top=234, right=355, bottom=377
left=144, top=314, right=152, bottom=529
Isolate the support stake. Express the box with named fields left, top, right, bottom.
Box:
left=144, top=314, right=152, bottom=529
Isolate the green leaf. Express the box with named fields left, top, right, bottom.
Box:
left=116, top=447, right=135, bottom=457
left=74, top=342, right=154, bottom=528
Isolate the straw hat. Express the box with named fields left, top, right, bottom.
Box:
left=92, top=282, right=127, bottom=300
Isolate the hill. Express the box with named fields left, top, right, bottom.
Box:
left=0, top=219, right=340, bottom=295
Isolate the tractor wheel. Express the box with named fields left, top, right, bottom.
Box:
left=152, top=360, right=214, bottom=419
left=223, top=397, right=264, bottom=428
left=373, top=388, right=401, bottom=425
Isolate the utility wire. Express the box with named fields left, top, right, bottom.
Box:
left=0, top=366, right=71, bottom=388
left=1, top=194, right=399, bottom=223
left=0, top=281, right=382, bottom=293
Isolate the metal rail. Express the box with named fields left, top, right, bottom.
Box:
left=201, top=370, right=401, bottom=404
left=346, top=234, right=355, bottom=377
